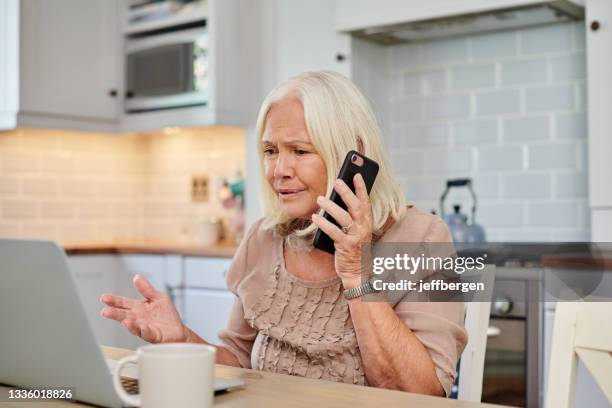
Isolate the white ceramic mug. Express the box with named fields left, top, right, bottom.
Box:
left=112, top=343, right=216, bottom=408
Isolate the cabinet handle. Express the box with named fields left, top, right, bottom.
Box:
left=125, top=91, right=135, bottom=99
left=109, top=89, right=118, bottom=97
left=591, top=20, right=600, bottom=31
left=336, top=53, right=347, bottom=62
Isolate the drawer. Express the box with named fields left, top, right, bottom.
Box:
left=184, top=257, right=232, bottom=290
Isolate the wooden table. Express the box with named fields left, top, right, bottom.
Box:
left=0, top=346, right=507, bottom=408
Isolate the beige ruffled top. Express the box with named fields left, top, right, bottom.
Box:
left=217, top=207, right=467, bottom=396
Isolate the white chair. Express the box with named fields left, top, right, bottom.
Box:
left=455, top=265, right=495, bottom=402
left=545, top=302, right=612, bottom=408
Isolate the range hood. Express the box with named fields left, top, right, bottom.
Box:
left=343, top=0, right=584, bottom=45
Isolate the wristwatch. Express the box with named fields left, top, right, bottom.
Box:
left=343, top=279, right=379, bottom=300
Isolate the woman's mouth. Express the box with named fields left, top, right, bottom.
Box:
left=278, top=189, right=304, bottom=199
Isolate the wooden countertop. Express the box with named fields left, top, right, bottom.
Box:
left=0, top=346, right=508, bottom=408
left=62, top=240, right=238, bottom=258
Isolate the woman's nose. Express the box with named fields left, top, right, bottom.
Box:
left=274, top=152, right=294, bottom=178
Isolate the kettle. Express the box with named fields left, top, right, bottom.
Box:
left=439, top=178, right=486, bottom=243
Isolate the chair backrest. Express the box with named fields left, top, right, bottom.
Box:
left=545, top=302, right=612, bottom=408
left=455, top=265, right=495, bottom=402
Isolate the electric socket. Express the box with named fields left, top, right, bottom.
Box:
left=192, top=175, right=209, bottom=202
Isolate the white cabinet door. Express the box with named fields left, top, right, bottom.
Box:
left=183, top=256, right=234, bottom=344
left=183, top=288, right=235, bottom=345
left=275, top=0, right=351, bottom=81
left=0, top=0, right=18, bottom=128
left=67, top=255, right=119, bottom=348
left=114, top=254, right=170, bottom=349
left=19, top=0, right=120, bottom=122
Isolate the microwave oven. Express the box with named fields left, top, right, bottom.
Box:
left=125, top=27, right=209, bottom=113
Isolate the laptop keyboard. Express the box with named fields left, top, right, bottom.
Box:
left=120, top=377, right=139, bottom=395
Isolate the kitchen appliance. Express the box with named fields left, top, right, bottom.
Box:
left=440, top=178, right=486, bottom=243
left=482, top=271, right=542, bottom=407
left=125, top=25, right=209, bottom=113
left=340, top=0, right=584, bottom=44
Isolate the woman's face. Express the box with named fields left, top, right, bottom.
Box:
left=262, top=96, right=327, bottom=220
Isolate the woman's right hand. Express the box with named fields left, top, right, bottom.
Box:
left=100, top=274, right=188, bottom=344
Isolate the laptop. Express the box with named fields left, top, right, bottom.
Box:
left=0, top=238, right=244, bottom=407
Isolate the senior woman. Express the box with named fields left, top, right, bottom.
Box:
left=100, top=71, right=467, bottom=397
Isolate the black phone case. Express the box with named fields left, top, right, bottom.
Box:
left=313, top=151, right=379, bottom=254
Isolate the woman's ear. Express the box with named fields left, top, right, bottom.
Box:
left=357, top=138, right=365, bottom=154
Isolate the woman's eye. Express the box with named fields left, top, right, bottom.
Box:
left=295, top=149, right=308, bottom=155
left=263, top=148, right=276, bottom=156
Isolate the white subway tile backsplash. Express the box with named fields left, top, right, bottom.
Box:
left=2, top=152, right=40, bottom=173
left=23, top=178, right=58, bottom=196
left=576, top=82, right=587, bottom=110
left=478, top=146, right=523, bottom=171
left=403, top=72, right=421, bottom=95
left=391, top=151, right=423, bottom=175
left=477, top=90, right=520, bottom=115
left=478, top=202, right=523, bottom=228
left=422, top=94, right=471, bottom=119
left=528, top=142, right=577, bottom=169
left=454, top=119, right=498, bottom=145
left=403, top=123, right=449, bottom=147
left=556, top=112, right=587, bottom=139
left=555, top=171, right=588, bottom=198
left=525, top=84, right=574, bottom=111
left=423, top=38, right=468, bottom=65
left=391, top=97, right=422, bottom=123
left=503, top=116, right=549, bottom=142
left=572, top=22, right=586, bottom=51
left=501, top=59, right=547, bottom=85
left=501, top=230, right=551, bottom=242
left=503, top=173, right=551, bottom=198
left=470, top=31, right=517, bottom=60
left=61, top=179, right=95, bottom=197
left=42, top=154, right=75, bottom=173
left=0, top=223, right=20, bottom=237
left=421, top=70, right=447, bottom=94
left=424, top=148, right=472, bottom=174
left=2, top=200, right=38, bottom=219
left=452, top=64, right=495, bottom=90
left=551, top=54, right=586, bottom=80
left=41, top=201, right=75, bottom=219
left=520, top=24, right=572, bottom=55
left=365, top=21, right=588, bottom=241
left=0, top=176, right=19, bottom=194
left=404, top=177, right=446, bottom=200
left=471, top=175, right=500, bottom=199
left=528, top=202, right=579, bottom=227
left=389, top=43, right=421, bottom=69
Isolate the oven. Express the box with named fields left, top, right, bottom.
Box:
left=481, top=272, right=542, bottom=407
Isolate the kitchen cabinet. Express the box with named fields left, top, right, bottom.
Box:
left=586, top=0, right=612, bottom=240
left=118, top=0, right=260, bottom=132
left=67, top=252, right=234, bottom=348
left=181, top=256, right=235, bottom=344
left=274, top=0, right=351, bottom=81
left=0, top=0, right=121, bottom=132
left=183, top=289, right=235, bottom=344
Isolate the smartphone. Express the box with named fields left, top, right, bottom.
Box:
left=313, top=150, right=379, bottom=254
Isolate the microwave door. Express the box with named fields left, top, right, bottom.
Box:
left=127, top=42, right=193, bottom=98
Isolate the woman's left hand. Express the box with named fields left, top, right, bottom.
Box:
left=312, top=173, right=373, bottom=289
